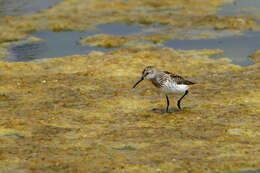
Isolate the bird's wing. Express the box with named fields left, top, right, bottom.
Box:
left=164, top=71, right=195, bottom=85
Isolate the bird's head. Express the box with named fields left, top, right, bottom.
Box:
left=132, top=66, right=158, bottom=88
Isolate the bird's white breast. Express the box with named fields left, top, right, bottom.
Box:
left=161, top=79, right=189, bottom=93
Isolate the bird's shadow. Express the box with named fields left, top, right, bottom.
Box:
left=152, top=108, right=180, bottom=114
left=151, top=104, right=197, bottom=114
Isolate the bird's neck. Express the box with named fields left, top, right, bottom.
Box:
left=150, top=76, right=161, bottom=88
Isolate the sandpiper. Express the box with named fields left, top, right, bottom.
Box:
left=133, top=66, right=195, bottom=113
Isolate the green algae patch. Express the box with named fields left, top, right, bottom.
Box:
left=26, top=36, right=43, bottom=43
left=250, top=49, right=260, bottom=63
left=0, top=46, right=259, bottom=172
left=79, top=33, right=160, bottom=49
left=144, top=33, right=174, bottom=44
left=0, top=127, right=31, bottom=138
left=205, top=15, right=257, bottom=31
left=228, top=128, right=260, bottom=137
left=0, top=42, right=10, bottom=59
left=0, top=47, right=8, bottom=59
left=79, top=34, right=137, bottom=48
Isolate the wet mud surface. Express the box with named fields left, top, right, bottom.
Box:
left=0, top=0, right=260, bottom=172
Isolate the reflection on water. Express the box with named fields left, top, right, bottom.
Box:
left=0, top=0, right=61, bottom=17
left=164, top=30, right=260, bottom=67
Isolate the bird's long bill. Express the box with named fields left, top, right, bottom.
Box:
left=132, top=76, right=144, bottom=88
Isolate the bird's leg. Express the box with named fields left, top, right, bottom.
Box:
left=166, top=94, right=170, bottom=113
left=177, top=90, right=188, bottom=110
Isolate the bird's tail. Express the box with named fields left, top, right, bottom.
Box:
left=184, top=80, right=195, bottom=85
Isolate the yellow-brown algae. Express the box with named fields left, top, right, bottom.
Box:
left=144, top=33, right=174, bottom=44
left=0, top=47, right=259, bottom=172
left=0, top=0, right=260, bottom=172
left=0, top=47, right=8, bottom=59
left=26, top=36, right=44, bottom=43
left=250, top=49, right=260, bottom=63
left=0, top=0, right=259, bottom=44
left=79, top=34, right=137, bottom=48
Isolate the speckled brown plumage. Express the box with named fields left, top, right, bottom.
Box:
left=133, top=66, right=196, bottom=112
left=166, top=72, right=195, bottom=85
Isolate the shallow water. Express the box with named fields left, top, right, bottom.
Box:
left=234, top=170, right=260, bottom=173
left=6, top=23, right=166, bottom=62
left=6, top=23, right=141, bottom=62
left=98, top=22, right=141, bottom=35
left=0, top=0, right=61, bottom=17
left=217, top=0, right=260, bottom=16
left=6, top=23, right=260, bottom=66
left=6, top=31, right=108, bottom=62
left=3, top=0, right=260, bottom=66
left=164, top=30, right=260, bottom=66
